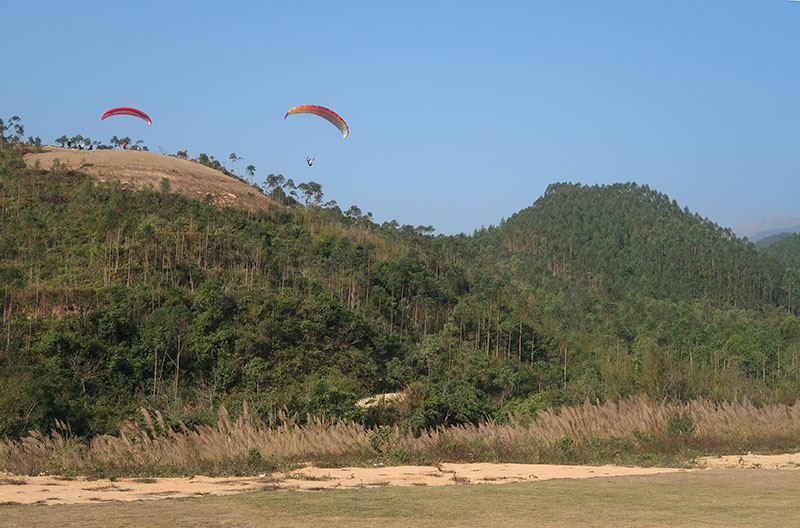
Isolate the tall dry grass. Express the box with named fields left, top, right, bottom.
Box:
left=2, top=396, right=799, bottom=476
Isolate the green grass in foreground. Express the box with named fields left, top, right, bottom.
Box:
left=3, top=469, right=799, bottom=527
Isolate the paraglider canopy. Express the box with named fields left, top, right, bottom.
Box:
left=284, top=105, right=348, bottom=138
left=101, top=107, right=152, bottom=126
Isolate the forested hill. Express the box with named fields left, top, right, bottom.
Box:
left=762, top=234, right=800, bottom=274
left=2, top=142, right=800, bottom=442
left=481, top=182, right=795, bottom=311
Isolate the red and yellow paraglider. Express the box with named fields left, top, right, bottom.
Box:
left=284, top=105, right=348, bottom=138
left=101, top=107, right=152, bottom=126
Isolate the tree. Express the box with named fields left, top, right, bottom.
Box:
left=1, top=116, right=23, bottom=146
left=297, top=181, right=324, bottom=207
left=266, top=173, right=285, bottom=191
left=281, top=178, right=298, bottom=204
left=345, top=205, right=362, bottom=219
left=229, top=152, right=243, bottom=172
left=55, top=135, right=69, bottom=148
left=245, top=165, right=256, bottom=183
left=382, top=219, right=400, bottom=231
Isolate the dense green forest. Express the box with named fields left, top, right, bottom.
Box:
left=2, top=122, right=800, bottom=441
left=762, top=234, right=800, bottom=274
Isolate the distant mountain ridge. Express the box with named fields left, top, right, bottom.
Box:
left=751, top=225, right=800, bottom=246
left=733, top=216, right=800, bottom=241
left=754, top=232, right=796, bottom=249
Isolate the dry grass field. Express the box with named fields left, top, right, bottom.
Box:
left=24, top=147, right=278, bottom=211
left=3, top=469, right=799, bottom=527
left=4, top=397, right=798, bottom=478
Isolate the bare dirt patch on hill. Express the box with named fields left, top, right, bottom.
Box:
left=24, top=147, right=278, bottom=211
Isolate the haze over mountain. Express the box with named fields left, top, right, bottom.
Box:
left=732, top=216, right=800, bottom=241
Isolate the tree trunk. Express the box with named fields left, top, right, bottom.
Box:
left=153, top=348, right=158, bottom=399
left=175, top=334, right=182, bottom=400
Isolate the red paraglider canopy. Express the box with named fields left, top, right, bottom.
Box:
left=101, top=107, right=152, bottom=125
left=284, top=105, right=348, bottom=138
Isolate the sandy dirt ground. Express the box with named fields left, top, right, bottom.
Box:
left=24, top=147, right=278, bottom=211
left=4, top=453, right=799, bottom=505
left=0, top=462, right=688, bottom=505
left=695, top=452, right=800, bottom=469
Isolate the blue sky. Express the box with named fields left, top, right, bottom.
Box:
left=4, top=1, right=800, bottom=234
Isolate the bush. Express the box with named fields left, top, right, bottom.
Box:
left=666, top=412, right=695, bottom=440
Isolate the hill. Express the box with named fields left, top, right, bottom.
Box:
left=482, top=182, right=793, bottom=310
left=24, top=147, right=279, bottom=211
left=2, top=145, right=800, bottom=442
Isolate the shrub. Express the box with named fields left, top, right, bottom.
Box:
left=666, top=412, right=695, bottom=440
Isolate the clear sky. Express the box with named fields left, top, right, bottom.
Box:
left=4, top=1, right=800, bottom=234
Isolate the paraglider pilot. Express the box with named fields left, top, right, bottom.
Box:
left=306, top=157, right=314, bottom=166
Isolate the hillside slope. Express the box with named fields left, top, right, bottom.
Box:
left=24, top=147, right=278, bottom=211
